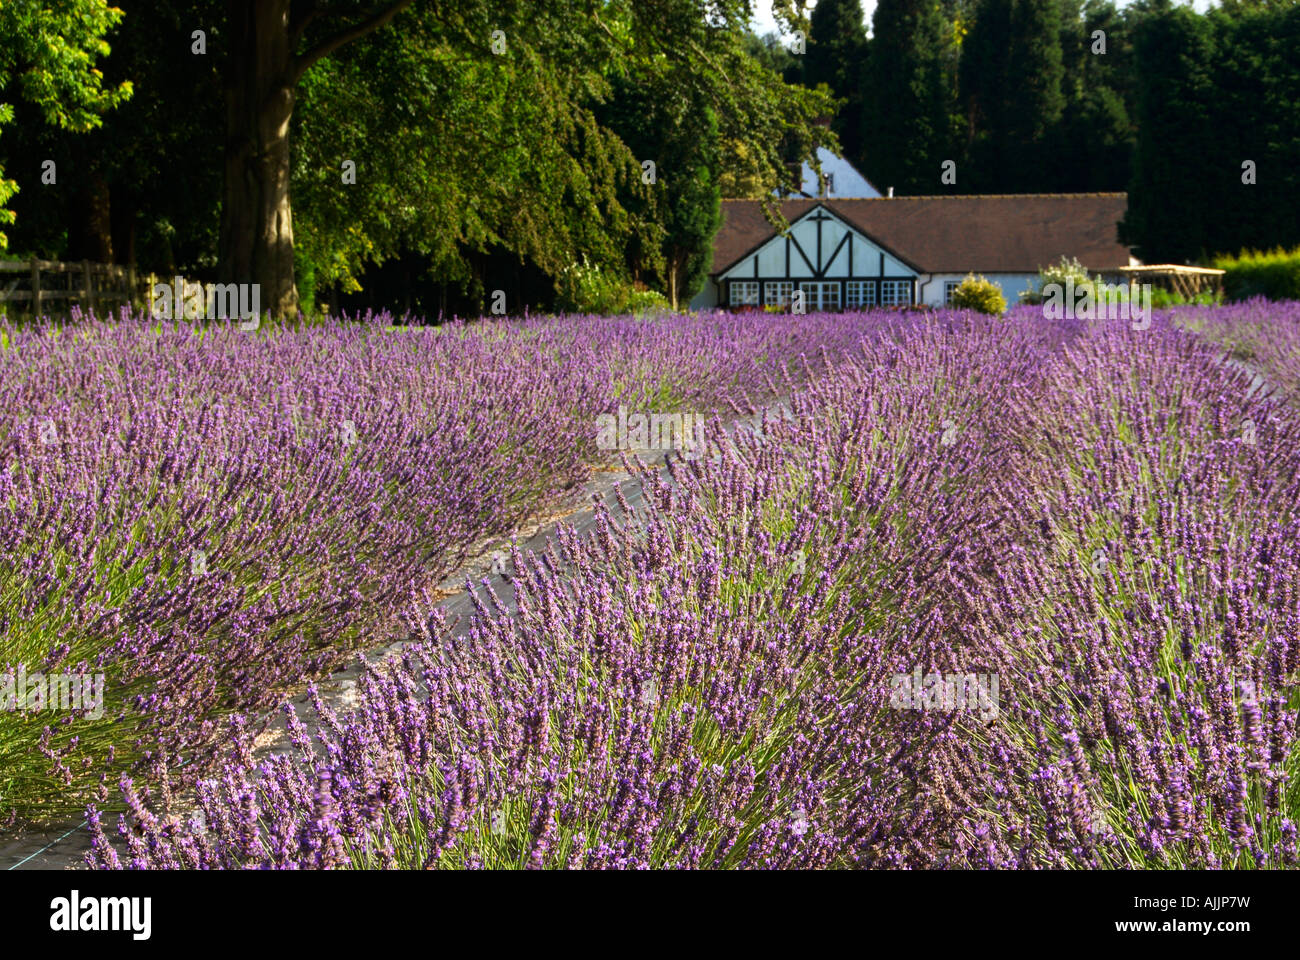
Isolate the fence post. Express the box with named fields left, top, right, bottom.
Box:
left=29, top=258, right=41, bottom=317
left=83, top=259, right=95, bottom=316
left=127, top=265, right=137, bottom=314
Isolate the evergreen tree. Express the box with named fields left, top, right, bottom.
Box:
left=960, top=0, right=1065, bottom=191
left=864, top=0, right=952, bottom=195
left=1209, top=4, right=1300, bottom=256
left=1052, top=0, right=1135, bottom=192
left=804, top=0, right=869, bottom=167
left=1119, top=5, right=1216, bottom=261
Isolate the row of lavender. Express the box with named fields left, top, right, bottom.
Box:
left=87, top=307, right=1300, bottom=868
left=0, top=310, right=877, bottom=824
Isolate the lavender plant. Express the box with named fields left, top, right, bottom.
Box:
left=27, top=304, right=1300, bottom=869
left=1, top=308, right=878, bottom=823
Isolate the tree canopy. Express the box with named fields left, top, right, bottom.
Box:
left=0, top=0, right=131, bottom=252
left=4, top=0, right=1299, bottom=299
left=1, top=0, right=834, bottom=315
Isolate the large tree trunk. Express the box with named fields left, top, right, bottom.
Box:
left=219, top=0, right=297, bottom=319
left=110, top=198, right=136, bottom=267
left=68, top=166, right=113, bottom=263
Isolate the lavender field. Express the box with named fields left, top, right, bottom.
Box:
left=4, top=305, right=1300, bottom=870
left=0, top=309, right=867, bottom=824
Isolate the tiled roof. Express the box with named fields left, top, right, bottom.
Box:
left=710, top=194, right=1132, bottom=276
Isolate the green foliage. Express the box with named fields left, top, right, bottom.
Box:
left=803, top=0, right=868, bottom=163
left=288, top=1, right=831, bottom=306
left=597, top=65, right=723, bottom=308
left=553, top=257, right=673, bottom=316
left=959, top=0, right=1066, bottom=192
left=1149, top=286, right=1220, bottom=309
left=950, top=272, right=1006, bottom=313
left=624, top=287, right=673, bottom=316
left=1053, top=0, right=1135, bottom=192
left=295, top=246, right=317, bottom=318
left=717, top=140, right=770, bottom=198
left=1123, top=3, right=1300, bottom=261
left=1212, top=247, right=1300, bottom=302
left=554, top=256, right=636, bottom=314
left=865, top=0, right=953, bottom=194
left=0, top=0, right=132, bottom=251
left=291, top=15, right=633, bottom=295
left=1120, top=5, right=1217, bottom=262
left=3, top=1, right=832, bottom=314
left=1019, top=255, right=1094, bottom=304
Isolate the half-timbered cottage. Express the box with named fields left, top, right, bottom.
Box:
left=692, top=194, right=1136, bottom=310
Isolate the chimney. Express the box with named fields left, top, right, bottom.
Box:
left=887, top=187, right=894, bottom=198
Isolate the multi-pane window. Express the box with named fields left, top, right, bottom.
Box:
left=799, top=281, right=841, bottom=312
left=764, top=281, right=794, bottom=308
left=729, top=281, right=760, bottom=306
left=944, top=280, right=961, bottom=306
left=845, top=281, right=876, bottom=309
left=880, top=279, right=912, bottom=306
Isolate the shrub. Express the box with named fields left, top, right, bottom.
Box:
left=1212, top=247, right=1300, bottom=302
left=1149, top=287, right=1221, bottom=309
left=625, top=287, right=672, bottom=316
left=1020, top=255, right=1094, bottom=305
left=294, top=247, right=317, bottom=318
left=950, top=273, right=1006, bottom=314
left=555, top=257, right=671, bottom=316
left=0, top=309, right=883, bottom=822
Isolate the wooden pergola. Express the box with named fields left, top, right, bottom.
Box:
left=1117, top=264, right=1225, bottom=299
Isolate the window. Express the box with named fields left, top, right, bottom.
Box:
left=944, top=281, right=961, bottom=306
left=880, top=279, right=912, bottom=306
left=846, top=281, right=876, bottom=309
left=764, top=281, right=794, bottom=308
left=799, top=281, right=841, bottom=312
left=729, top=281, right=760, bottom=307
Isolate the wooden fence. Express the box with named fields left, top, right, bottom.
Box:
left=0, top=259, right=224, bottom=318
left=0, top=258, right=146, bottom=314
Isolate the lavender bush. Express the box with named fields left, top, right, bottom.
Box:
left=90, top=308, right=1300, bottom=869
left=1, top=308, right=878, bottom=823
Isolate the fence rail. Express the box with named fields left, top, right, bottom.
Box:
left=0, top=260, right=218, bottom=318
left=0, top=258, right=143, bottom=314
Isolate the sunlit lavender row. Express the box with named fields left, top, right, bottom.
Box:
left=0, top=309, right=876, bottom=823
left=85, top=306, right=1300, bottom=868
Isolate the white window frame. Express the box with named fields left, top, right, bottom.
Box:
left=799, top=281, right=841, bottom=312
left=729, top=280, right=760, bottom=307
left=764, top=281, right=794, bottom=308
left=846, top=280, right=876, bottom=309
left=880, top=279, right=912, bottom=306
left=944, top=280, right=961, bottom=306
